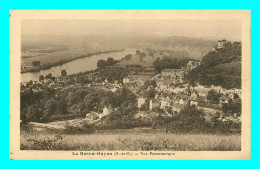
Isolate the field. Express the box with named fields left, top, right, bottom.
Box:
left=21, top=35, right=122, bottom=67
left=20, top=129, right=241, bottom=151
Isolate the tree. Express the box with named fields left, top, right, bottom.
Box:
left=51, top=76, right=56, bottom=81
left=140, top=52, right=146, bottom=58
left=32, top=60, right=40, bottom=67
left=61, top=69, right=67, bottom=77
left=145, top=89, right=157, bottom=99
left=214, top=75, right=223, bottom=86
left=122, top=104, right=138, bottom=117
left=207, top=89, right=223, bottom=102
left=142, top=80, right=157, bottom=91
left=45, top=73, right=52, bottom=80
left=140, top=52, right=146, bottom=62
left=168, top=107, right=207, bottom=133
left=139, top=101, right=149, bottom=111
left=97, top=59, right=107, bottom=69
left=136, top=50, right=141, bottom=55
left=189, top=80, right=196, bottom=87
left=39, top=75, right=44, bottom=81
left=153, top=57, right=188, bottom=73
left=25, top=104, right=42, bottom=122
left=125, top=54, right=132, bottom=60
left=56, top=97, right=68, bottom=114
left=66, top=91, right=81, bottom=106
left=119, top=87, right=136, bottom=104
left=107, top=58, right=115, bottom=66
left=42, top=99, right=56, bottom=120
left=222, top=99, right=241, bottom=115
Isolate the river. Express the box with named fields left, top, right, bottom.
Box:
left=21, top=48, right=136, bottom=82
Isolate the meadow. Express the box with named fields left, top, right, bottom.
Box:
left=20, top=129, right=241, bottom=151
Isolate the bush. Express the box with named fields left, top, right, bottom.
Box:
left=166, top=107, right=209, bottom=134
left=63, top=123, right=96, bottom=135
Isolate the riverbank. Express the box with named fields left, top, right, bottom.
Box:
left=21, top=48, right=125, bottom=73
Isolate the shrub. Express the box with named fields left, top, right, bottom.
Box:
left=63, top=123, right=96, bottom=135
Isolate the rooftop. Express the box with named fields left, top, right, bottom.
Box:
left=89, top=112, right=99, bottom=118
left=219, top=95, right=229, bottom=100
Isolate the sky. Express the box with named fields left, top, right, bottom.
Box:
left=22, top=20, right=241, bottom=41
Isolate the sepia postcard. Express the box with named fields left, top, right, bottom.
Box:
left=10, top=10, right=251, bottom=160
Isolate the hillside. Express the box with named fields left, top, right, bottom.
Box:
left=186, top=41, right=242, bottom=89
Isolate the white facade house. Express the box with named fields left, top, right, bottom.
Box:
left=160, top=100, right=168, bottom=109
left=138, top=97, right=146, bottom=108
left=190, top=100, right=198, bottom=107
left=123, top=77, right=130, bottom=84
left=217, top=40, right=227, bottom=49
left=179, top=98, right=184, bottom=105
left=149, top=99, right=160, bottom=110
left=103, top=106, right=112, bottom=115
left=219, top=96, right=230, bottom=105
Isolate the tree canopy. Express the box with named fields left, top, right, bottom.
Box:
left=106, top=58, right=115, bottom=66
left=61, top=69, right=67, bottom=77
left=97, top=59, right=107, bottom=69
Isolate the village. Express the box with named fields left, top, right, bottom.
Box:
left=20, top=40, right=242, bottom=130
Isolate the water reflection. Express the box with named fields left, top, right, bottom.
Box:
left=21, top=48, right=136, bottom=82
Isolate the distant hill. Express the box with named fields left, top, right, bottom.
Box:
left=22, top=34, right=216, bottom=59
left=186, top=41, right=242, bottom=89
left=122, top=36, right=216, bottom=59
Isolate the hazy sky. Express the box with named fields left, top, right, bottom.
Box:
left=22, top=20, right=241, bottom=41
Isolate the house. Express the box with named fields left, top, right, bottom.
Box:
left=217, top=39, right=227, bottom=48
left=123, top=77, right=130, bottom=84
left=189, top=100, right=198, bottom=107
left=86, top=112, right=99, bottom=120
left=187, top=60, right=200, bottom=71
left=229, top=88, right=242, bottom=98
left=149, top=99, right=160, bottom=110
left=138, top=97, right=146, bottom=108
left=211, top=85, right=223, bottom=93
left=103, top=106, right=112, bottom=115
left=190, top=92, right=198, bottom=100
left=179, top=97, right=188, bottom=106
left=219, top=95, right=230, bottom=105
left=155, top=93, right=161, bottom=99
left=160, top=100, right=168, bottom=109
left=172, top=103, right=182, bottom=114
